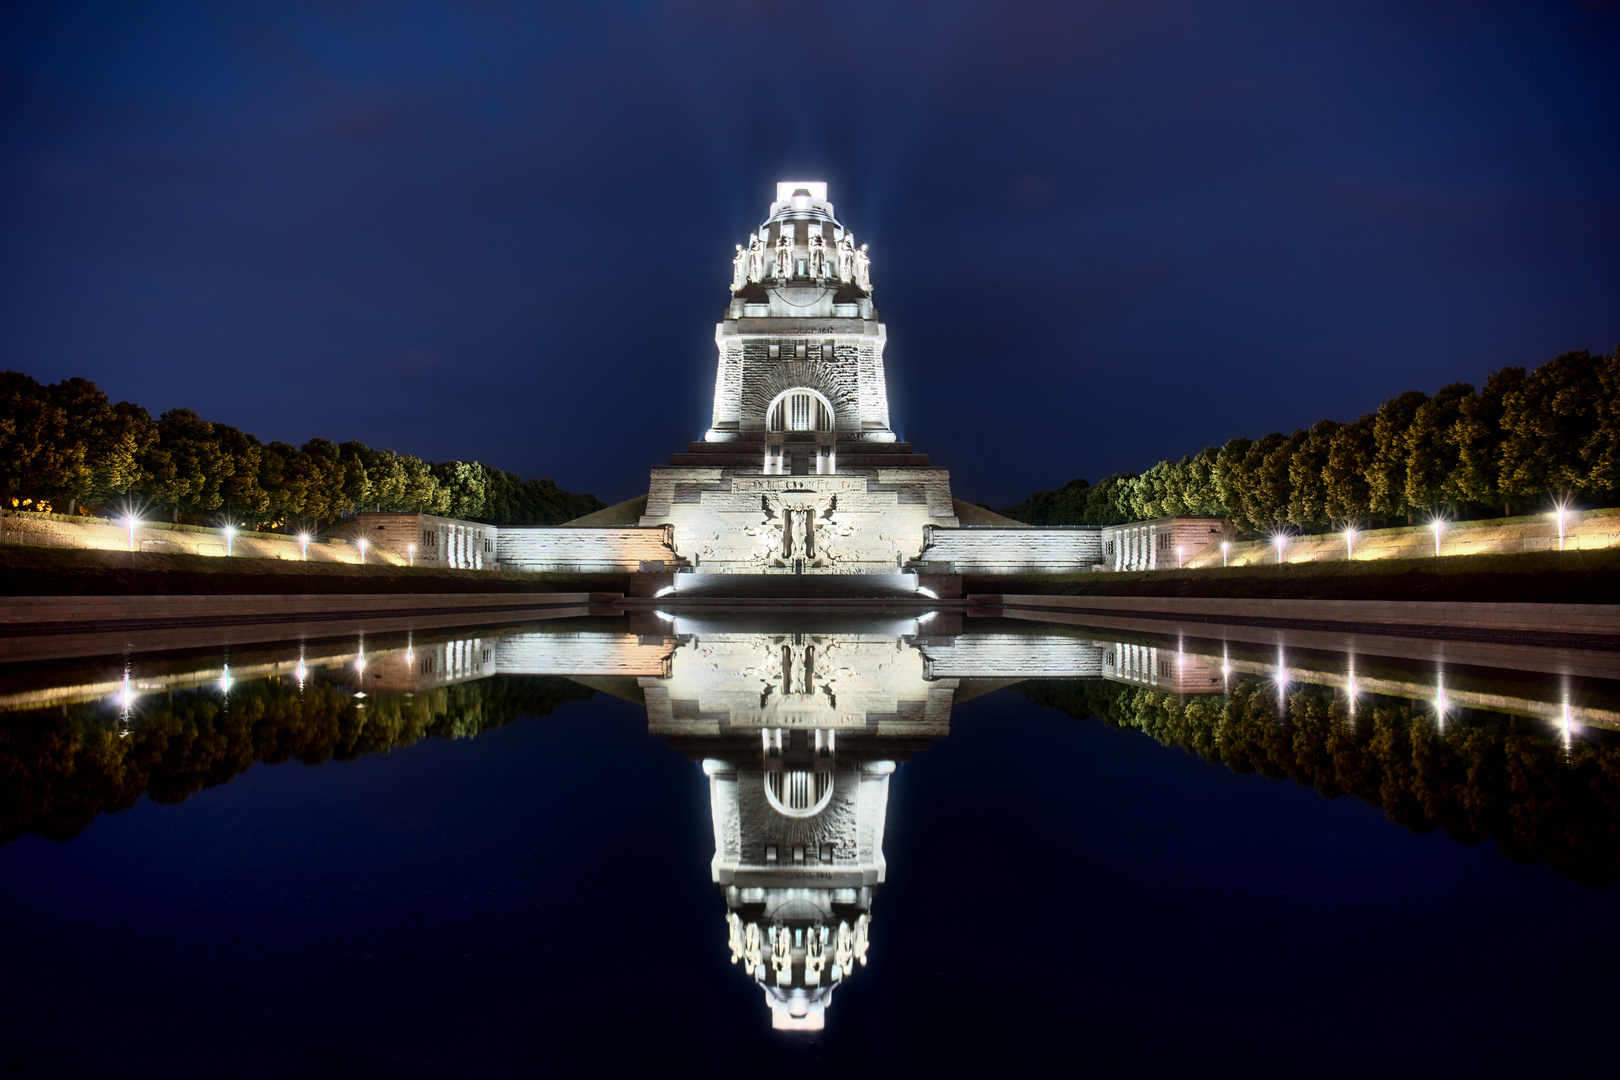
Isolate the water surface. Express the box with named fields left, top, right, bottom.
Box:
left=2, top=610, right=1616, bottom=1076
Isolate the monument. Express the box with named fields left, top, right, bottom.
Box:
left=361, top=182, right=1105, bottom=586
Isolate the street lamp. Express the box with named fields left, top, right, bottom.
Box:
left=125, top=515, right=137, bottom=552
left=299, top=533, right=310, bottom=561
left=408, top=543, right=415, bottom=567
left=358, top=538, right=368, bottom=565
left=1273, top=533, right=1287, bottom=564
left=1176, top=545, right=1184, bottom=569
left=1431, top=517, right=1444, bottom=557
left=1220, top=540, right=1230, bottom=567
left=1552, top=502, right=1569, bottom=551
left=1343, top=527, right=1357, bottom=561
left=224, top=525, right=235, bottom=556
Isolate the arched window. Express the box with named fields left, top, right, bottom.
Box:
left=767, top=389, right=833, bottom=433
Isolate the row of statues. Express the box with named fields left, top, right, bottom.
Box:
left=731, top=231, right=871, bottom=292
left=727, top=912, right=871, bottom=984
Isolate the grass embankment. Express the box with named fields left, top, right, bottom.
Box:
left=0, top=545, right=631, bottom=597
left=965, top=548, right=1620, bottom=605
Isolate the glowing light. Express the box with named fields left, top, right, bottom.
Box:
left=1561, top=700, right=1573, bottom=753
left=1273, top=533, right=1287, bottom=564
left=1436, top=674, right=1449, bottom=728
left=408, top=543, right=415, bottom=567
left=219, top=664, right=232, bottom=694
left=224, top=525, right=235, bottom=556
left=1430, top=517, right=1445, bottom=556
left=1343, top=527, right=1357, bottom=561
left=357, top=538, right=368, bottom=564
left=916, top=611, right=937, bottom=625
left=1221, top=541, right=1230, bottom=567
left=125, top=515, right=137, bottom=552
left=916, top=586, right=940, bottom=599
left=299, top=533, right=310, bottom=561
left=1552, top=502, right=1570, bottom=551
left=653, top=586, right=676, bottom=598
left=1175, top=545, right=1184, bottom=569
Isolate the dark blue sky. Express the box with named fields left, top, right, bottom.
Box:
left=2, top=1, right=1616, bottom=506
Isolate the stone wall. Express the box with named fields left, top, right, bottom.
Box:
left=920, top=526, right=1103, bottom=574
left=1181, top=508, right=1620, bottom=569
left=0, top=512, right=382, bottom=563
left=497, top=525, right=677, bottom=572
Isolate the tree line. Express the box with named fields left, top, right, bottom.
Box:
left=1002, top=348, right=1620, bottom=532
left=0, top=371, right=605, bottom=528
left=0, top=673, right=594, bottom=845
left=1021, top=676, right=1620, bottom=884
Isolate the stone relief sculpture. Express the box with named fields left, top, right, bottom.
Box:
left=837, top=233, right=856, bottom=283
left=731, top=244, right=747, bottom=291
left=855, top=244, right=871, bottom=292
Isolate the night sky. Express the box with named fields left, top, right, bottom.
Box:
left=2, top=1, right=1617, bottom=507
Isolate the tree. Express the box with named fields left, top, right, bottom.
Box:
left=1498, top=351, right=1606, bottom=504
left=143, top=409, right=232, bottom=520
left=1321, top=415, right=1374, bottom=524
left=1369, top=390, right=1428, bottom=522
left=1403, top=382, right=1473, bottom=516
left=1287, top=419, right=1339, bottom=529
left=0, top=371, right=71, bottom=511
left=213, top=425, right=269, bottom=524
left=1581, top=349, right=1620, bottom=500
left=1443, top=366, right=1523, bottom=513
left=431, top=460, right=488, bottom=519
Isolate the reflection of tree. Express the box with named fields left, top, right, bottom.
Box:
left=1021, top=677, right=1620, bottom=884
left=0, top=675, right=593, bottom=845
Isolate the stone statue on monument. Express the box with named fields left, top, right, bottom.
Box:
left=855, top=244, right=871, bottom=292
left=747, top=234, right=764, bottom=283
left=838, top=233, right=856, bottom=283
left=808, top=232, right=827, bottom=286
left=731, top=244, right=747, bottom=291
left=775, top=233, right=793, bottom=287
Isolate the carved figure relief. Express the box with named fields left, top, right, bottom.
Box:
left=837, top=234, right=856, bottom=283
left=855, top=244, right=871, bottom=291
left=731, top=244, right=747, bottom=291
left=808, top=232, right=827, bottom=286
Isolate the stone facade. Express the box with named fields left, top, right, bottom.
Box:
left=920, top=525, right=1103, bottom=574
left=1099, top=516, right=1232, bottom=571
left=357, top=512, right=496, bottom=569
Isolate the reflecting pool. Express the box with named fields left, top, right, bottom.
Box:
left=2, top=609, right=1618, bottom=1075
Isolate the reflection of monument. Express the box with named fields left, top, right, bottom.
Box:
left=647, top=617, right=954, bottom=1029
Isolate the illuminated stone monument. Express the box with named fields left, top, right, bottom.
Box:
left=639, top=182, right=961, bottom=581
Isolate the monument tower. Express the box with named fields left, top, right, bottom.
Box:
left=638, top=182, right=962, bottom=579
